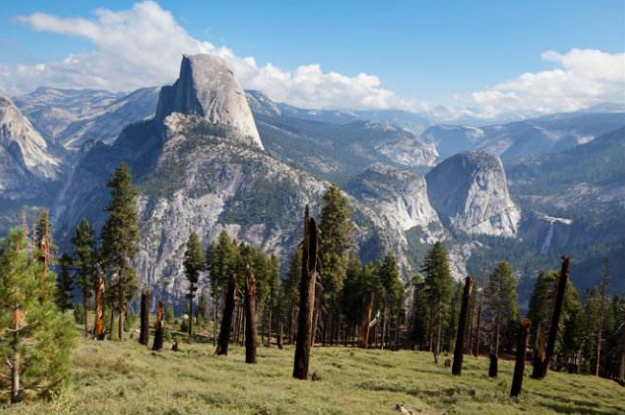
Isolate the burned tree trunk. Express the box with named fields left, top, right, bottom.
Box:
left=510, top=319, right=531, bottom=397
left=217, top=273, right=237, bottom=356
left=361, top=293, right=375, bottom=348
left=152, top=300, right=164, bottom=351
left=293, top=205, right=319, bottom=380
left=536, top=256, right=570, bottom=379
left=93, top=269, right=106, bottom=340
left=452, top=276, right=473, bottom=376
left=139, top=290, right=150, bottom=346
left=531, top=324, right=546, bottom=378
left=244, top=265, right=258, bottom=364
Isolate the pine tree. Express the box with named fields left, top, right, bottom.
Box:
left=101, top=162, right=140, bottom=341
left=284, top=249, right=302, bottom=342
left=318, top=183, right=354, bottom=345
left=55, top=254, right=73, bottom=313
left=484, top=261, right=518, bottom=377
left=421, top=241, right=453, bottom=362
left=0, top=229, right=77, bottom=403
left=184, top=232, right=205, bottom=337
left=408, top=274, right=429, bottom=349
left=377, top=253, right=405, bottom=349
left=72, top=219, right=97, bottom=336
left=207, top=230, right=238, bottom=345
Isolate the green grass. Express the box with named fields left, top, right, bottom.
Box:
left=3, top=334, right=623, bottom=415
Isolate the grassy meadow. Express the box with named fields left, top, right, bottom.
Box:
left=2, top=327, right=623, bottom=415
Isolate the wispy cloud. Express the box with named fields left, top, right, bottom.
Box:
left=1, top=1, right=414, bottom=111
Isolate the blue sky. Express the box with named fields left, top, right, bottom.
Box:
left=1, top=1, right=624, bottom=117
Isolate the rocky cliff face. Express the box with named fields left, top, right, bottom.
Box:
left=426, top=151, right=520, bottom=237
left=156, top=54, right=263, bottom=150
left=0, top=95, right=60, bottom=190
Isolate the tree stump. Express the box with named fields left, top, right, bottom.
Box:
left=511, top=319, right=531, bottom=397
left=139, top=290, right=150, bottom=346
left=152, top=300, right=164, bottom=351
left=216, top=273, right=237, bottom=356
left=245, top=265, right=258, bottom=364
left=293, top=205, right=319, bottom=380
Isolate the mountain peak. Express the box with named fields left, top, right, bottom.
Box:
left=155, top=54, right=263, bottom=149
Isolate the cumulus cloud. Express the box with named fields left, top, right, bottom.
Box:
left=469, top=48, right=625, bottom=118
left=1, top=1, right=622, bottom=118
left=0, top=1, right=409, bottom=110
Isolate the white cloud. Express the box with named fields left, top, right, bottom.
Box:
left=1, top=1, right=622, bottom=118
left=469, top=48, right=625, bottom=118
left=0, top=1, right=410, bottom=110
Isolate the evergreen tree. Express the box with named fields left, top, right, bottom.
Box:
left=527, top=270, right=582, bottom=370
left=377, top=253, right=405, bottom=349
left=55, top=254, right=73, bottom=313
left=0, top=229, right=77, bottom=403
left=183, top=232, right=205, bottom=336
left=484, top=261, right=518, bottom=376
left=207, top=230, right=238, bottom=344
left=318, top=183, right=354, bottom=344
left=101, top=162, right=140, bottom=341
left=283, top=249, right=302, bottom=341
left=72, top=219, right=97, bottom=336
left=421, top=241, right=453, bottom=360
left=445, top=281, right=464, bottom=351
left=408, top=274, right=429, bottom=349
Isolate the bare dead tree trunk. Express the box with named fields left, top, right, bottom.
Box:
left=217, top=274, right=237, bottom=355
left=152, top=300, right=164, bottom=351
left=94, top=271, right=106, bottom=340
left=453, top=276, right=473, bottom=376
left=245, top=265, right=258, bottom=364
left=293, top=205, right=319, bottom=380
left=536, top=256, right=570, bottom=379
left=361, top=293, right=375, bottom=348
left=139, top=290, right=150, bottom=346
left=489, top=316, right=500, bottom=377
left=510, top=319, right=531, bottom=397
left=595, top=260, right=609, bottom=377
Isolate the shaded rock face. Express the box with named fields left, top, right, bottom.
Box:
left=426, top=151, right=520, bottom=237
left=0, top=96, right=60, bottom=189
left=348, top=163, right=442, bottom=234
left=156, top=54, right=263, bottom=149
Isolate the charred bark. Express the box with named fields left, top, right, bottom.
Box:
left=152, top=300, right=164, bottom=351
left=452, top=276, right=473, bottom=376
left=293, top=205, right=319, bottom=380
left=216, top=273, right=237, bottom=355
left=536, top=256, right=570, bottom=379
left=139, top=290, right=150, bottom=346
left=510, top=319, right=531, bottom=397
left=244, top=264, right=258, bottom=364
